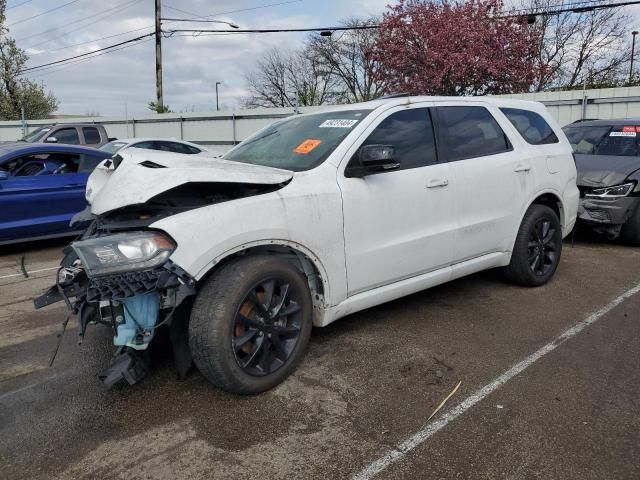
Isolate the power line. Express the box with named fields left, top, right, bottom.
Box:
left=20, top=1, right=640, bottom=77
left=7, top=0, right=33, bottom=10
left=22, top=32, right=155, bottom=72
left=8, top=0, right=83, bottom=27
left=166, top=25, right=381, bottom=35
left=161, top=0, right=303, bottom=21
left=508, top=0, right=639, bottom=17
left=17, top=0, right=142, bottom=46
left=29, top=26, right=155, bottom=55
left=29, top=38, right=154, bottom=77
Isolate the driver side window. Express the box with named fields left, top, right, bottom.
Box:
left=351, top=108, right=437, bottom=172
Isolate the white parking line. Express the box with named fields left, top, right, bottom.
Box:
left=0, top=266, right=58, bottom=280
left=352, top=281, right=640, bottom=480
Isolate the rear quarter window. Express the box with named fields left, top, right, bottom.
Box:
left=500, top=108, right=559, bottom=145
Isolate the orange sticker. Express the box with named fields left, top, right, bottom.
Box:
left=294, top=139, right=322, bottom=154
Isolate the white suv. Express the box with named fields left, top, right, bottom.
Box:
left=36, top=96, right=579, bottom=394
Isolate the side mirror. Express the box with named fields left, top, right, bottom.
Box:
left=0, top=171, right=8, bottom=181
left=45, top=136, right=58, bottom=143
left=347, top=144, right=400, bottom=178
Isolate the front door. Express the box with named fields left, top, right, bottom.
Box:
left=337, top=105, right=456, bottom=296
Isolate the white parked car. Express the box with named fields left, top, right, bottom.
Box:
left=36, top=96, right=579, bottom=394
left=99, top=137, right=222, bottom=156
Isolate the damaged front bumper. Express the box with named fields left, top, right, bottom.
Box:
left=34, top=234, right=197, bottom=388
left=577, top=193, right=640, bottom=237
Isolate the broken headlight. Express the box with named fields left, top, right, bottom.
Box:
left=585, top=182, right=636, bottom=199
left=72, top=231, right=175, bottom=277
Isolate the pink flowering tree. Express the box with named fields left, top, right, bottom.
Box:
left=372, top=0, right=545, bottom=96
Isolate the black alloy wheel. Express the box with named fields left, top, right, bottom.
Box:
left=189, top=255, right=313, bottom=394
left=527, top=217, right=559, bottom=276
left=232, top=279, right=303, bottom=376
left=504, top=204, right=563, bottom=287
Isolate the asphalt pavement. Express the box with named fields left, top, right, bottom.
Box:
left=1, top=234, right=639, bottom=480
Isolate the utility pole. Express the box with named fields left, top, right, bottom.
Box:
left=215, top=82, right=221, bottom=111
left=630, top=31, right=639, bottom=84
left=155, top=0, right=163, bottom=112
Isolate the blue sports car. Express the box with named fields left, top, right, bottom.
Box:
left=0, top=143, right=112, bottom=245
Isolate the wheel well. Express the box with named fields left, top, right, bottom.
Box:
left=198, top=245, right=325, bottom=305
left=531, top=193, right=563, bottom=224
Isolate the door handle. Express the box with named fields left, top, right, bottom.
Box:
left=427, top=178, right=449, bottom=188
left=513, top=163, right=531, bottom=173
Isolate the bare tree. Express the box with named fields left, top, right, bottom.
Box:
left=524, top=0, right=632, bottom=90
left=242, top=47, right=340, bottom=108
left=308, top=18, right=388, bottom=102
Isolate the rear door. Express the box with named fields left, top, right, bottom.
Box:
left=433, top=103, right=531, bottom=262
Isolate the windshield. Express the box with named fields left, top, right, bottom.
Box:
left=99, top=141, right=127, bottom=154
left=20, top=126, right=52, bottom=143
left=224, top=110, right=372, bottom=171
left=563, top=125, right=640, bottom=157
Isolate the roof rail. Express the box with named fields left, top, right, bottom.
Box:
left=378, top=93, right=411, bottom=99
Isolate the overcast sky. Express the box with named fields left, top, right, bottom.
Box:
left=5, top=0, right=390, bottom=117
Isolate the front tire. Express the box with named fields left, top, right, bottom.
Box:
left=189, top=255, right=313, bottom=394
left=504, top=204, right=563, bottom=287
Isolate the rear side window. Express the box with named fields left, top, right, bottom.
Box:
left=356, top=108, right=437, bottom=171
left=435, top=106, right=511, bottom=162
left=82, top=127, right=101, bottom=144
left=500, top=108, right=558, bottom=145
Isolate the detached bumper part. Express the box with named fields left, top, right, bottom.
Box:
left=98, top=348, right=150, bottom=388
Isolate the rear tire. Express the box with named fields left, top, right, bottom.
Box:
left=620, top=203, right=640, bottom=246
left=504, top=204, right=563, bottom=287
left=189, top=255, right=313, bottom=395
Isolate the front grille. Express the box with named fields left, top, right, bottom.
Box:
left=87, top=268, right=172, bottom=301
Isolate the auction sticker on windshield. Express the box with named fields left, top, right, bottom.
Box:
left=319, top=119, right=359, bottom=128
left=610, top=131, right=636, bottom=137
left=294, top=139, right=322, bottom=154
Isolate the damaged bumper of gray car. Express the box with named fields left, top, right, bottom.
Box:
left=577, top=185, right=640, bottom=236
left=33, top=224, right=197, bottom=388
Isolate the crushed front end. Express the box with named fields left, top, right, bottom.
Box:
left=577, top=182, right=640, bottom=238
left=34, top=228, right=197, bottom=388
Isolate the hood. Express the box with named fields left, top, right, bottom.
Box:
left=575, top=154, right=640, bottom=187
left=88, top=148, right=294, bottom=215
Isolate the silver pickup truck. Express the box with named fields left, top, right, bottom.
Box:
left=18, top=123, right=111, bottom=147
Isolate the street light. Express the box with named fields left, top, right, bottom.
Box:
left=630, top=30, right=639, bottom=83
left=215, top=82, right=222, bottom=111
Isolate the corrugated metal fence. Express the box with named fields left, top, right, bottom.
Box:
left=3, top=86, right=640, bottom=147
